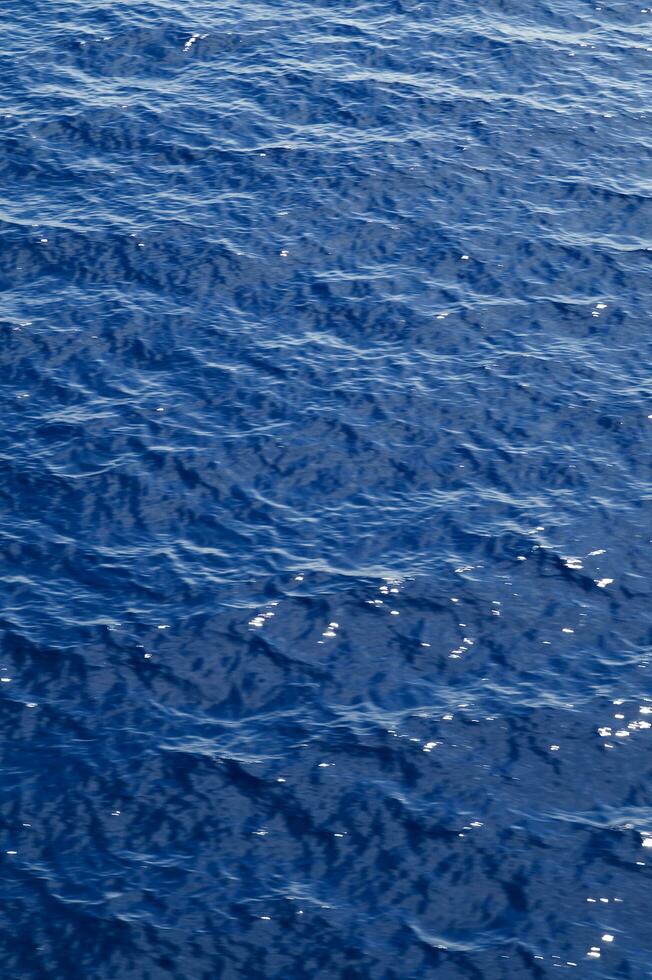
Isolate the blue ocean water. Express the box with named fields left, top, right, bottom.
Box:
left=2, top=0, right=652, bottom=976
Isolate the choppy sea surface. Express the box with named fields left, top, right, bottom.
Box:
left=3, top=1, right=652, bottom=977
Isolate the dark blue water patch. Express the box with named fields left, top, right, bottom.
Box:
left=2, top=0, right=652, bottom=977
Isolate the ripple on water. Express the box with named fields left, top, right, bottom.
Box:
left=2, top=0, right=652, bottom=976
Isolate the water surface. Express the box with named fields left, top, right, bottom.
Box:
left=2, top=0, right=652, bottom=976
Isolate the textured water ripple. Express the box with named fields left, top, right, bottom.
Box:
left=2, top=0, right=652, bottom=977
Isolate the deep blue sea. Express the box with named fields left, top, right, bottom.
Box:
left=3, top=1, right=652, bottom=977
